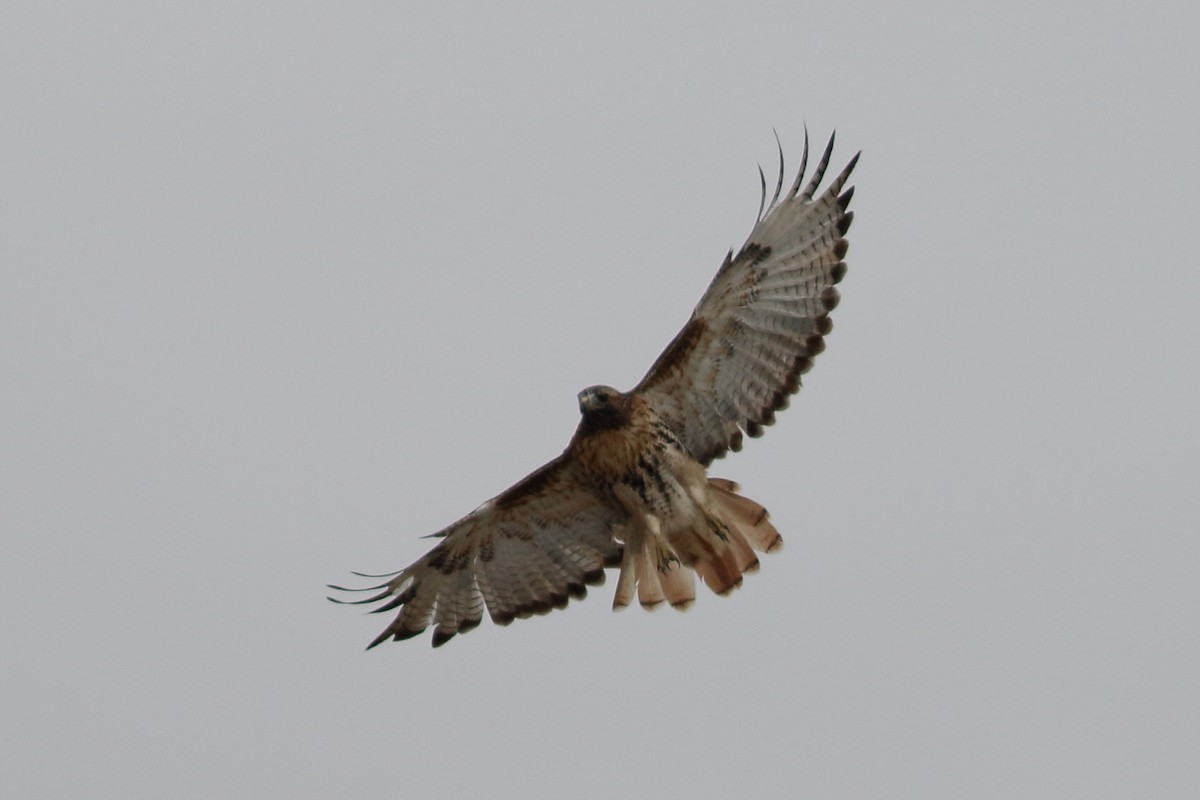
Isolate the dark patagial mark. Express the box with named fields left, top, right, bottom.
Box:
left=636, top=317, right=708, bottom=390
left=427, top=546, right=468, bottom=576
left=737, top=241, right=773, bottom=267
left=426, top=544, right=448, bottom=572
left=492, top=458, right=564, bottom=511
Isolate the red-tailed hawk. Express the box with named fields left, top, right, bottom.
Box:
left=330, top=131, right=859, bottom=647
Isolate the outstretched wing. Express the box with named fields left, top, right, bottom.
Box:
left=634, top=131, right=859, bottom=465
left=328, top=456, right=624, bottom=648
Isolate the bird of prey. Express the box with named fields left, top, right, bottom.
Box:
left=330, top=131, right=859, bottom=648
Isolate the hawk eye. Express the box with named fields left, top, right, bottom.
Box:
left=594, top=391, right=609, bottom=404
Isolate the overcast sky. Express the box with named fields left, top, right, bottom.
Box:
left=4, top=3, right=1198, bottom=798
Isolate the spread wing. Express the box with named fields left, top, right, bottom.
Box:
left=328, top=456, right=624, bottom=648
left=634, top=131, right=859, bottom=465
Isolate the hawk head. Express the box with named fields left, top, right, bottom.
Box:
left=577, top=385, right=630, bottom=432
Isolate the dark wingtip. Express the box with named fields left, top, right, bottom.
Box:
left=756, top=163, right=767, bottom=222
left=367, top=594, right=407, bottom=614
left=838, top=185, right=856, bottom=211
left=327, top=587, right=394, bottom=606
left=837, top=210, right=855, bottom=236
left=771, top=128, right=785, bottom=209
left=820, top=287, right=841, bottom=311
left=350, top=569, right=403, bottom=579
left=831, top=151, right=861, bottom=198
left=327, top=579, right=391, bottom=593
left=845, top=150, right=862, bottom=175
left=366, top=624, right=425, bottom=650
left=365, top=631, right=391, bottom=651
left=800, top=131, right=837, bottom=201
left=787, top=124, right=811, bottom=200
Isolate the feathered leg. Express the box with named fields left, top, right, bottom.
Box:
left=612, top=515, right=696, bottom=611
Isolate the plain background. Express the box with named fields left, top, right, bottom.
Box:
left=4, top=3, right=1198, bottom=798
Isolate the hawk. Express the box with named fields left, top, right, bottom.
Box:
left=330, top=131, right=859, bottom=647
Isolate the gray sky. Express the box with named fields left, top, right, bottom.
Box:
left=4, top=3, right=1198, bottom=798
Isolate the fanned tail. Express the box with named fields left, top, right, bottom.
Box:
left=706, top=477, right=783, bottom=554
left=611, top=478, right=782, bottom=610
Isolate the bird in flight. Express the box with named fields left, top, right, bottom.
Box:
left=330, top=130, right=859, bottom=648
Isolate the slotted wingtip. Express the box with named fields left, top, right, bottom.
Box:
left=365, top=630, right=392, bottom=650
left=347, top=568, right=403, bottom=579
left=839, top=150, right=862, bottom=183
left=756, top=163, right=768, bottom=222
left=326, top=580, right=387, bottom=593
left=787, top=124, right=812, bottom=200
left=326, top=586, right=394, bottom=606
left=800, top=131, right=838, bottom=201
left=770, top=128, right=785, bottom=209
left=365, top=625, right=423, bottom=651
